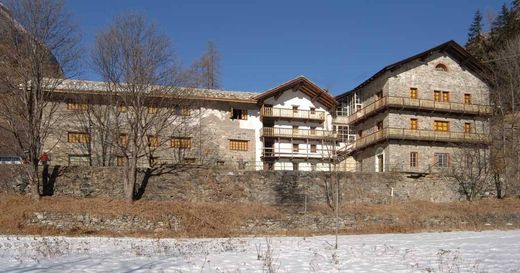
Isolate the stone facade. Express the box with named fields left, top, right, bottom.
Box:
left=336, top=42, right=491, bottom=174
left=44, top=87, right=262, bottom=168
left=3, top=40, right=490, bottom=175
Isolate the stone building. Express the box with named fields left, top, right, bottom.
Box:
left=335, top=40, right=491, bottom=173
left=8, top=40, right=491, bottom=173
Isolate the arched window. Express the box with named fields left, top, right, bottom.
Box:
left=435, top=63, right=448, bottom=72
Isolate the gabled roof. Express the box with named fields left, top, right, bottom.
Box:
left=336, top=40, right=492, bottom=101
left=255, top=76, right=337, bottom=109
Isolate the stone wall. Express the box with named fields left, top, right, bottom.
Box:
left=0, top=165, right=463, bottom=204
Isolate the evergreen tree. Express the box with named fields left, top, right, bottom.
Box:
left=492, top=4, right=510, bottom=32
left=491, top=4, right=512, bottom=49
left=467, top=10, right=483, bottom=44
left=511, top=0, right=520, bottom=37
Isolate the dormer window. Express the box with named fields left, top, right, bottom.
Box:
left=435, top=63, right=448, bottom=72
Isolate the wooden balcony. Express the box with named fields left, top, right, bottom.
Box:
left=344, top=96, right=492, bottom=125
left=261, top=127, right=337, bottom=140
left=262, top=147, right=333, bottom=159
left=351, top=127, right=490, bottom=151
left=260, top=106, right=325, bottom=122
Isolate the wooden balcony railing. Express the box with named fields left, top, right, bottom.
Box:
left=351, top=127, right=490, bottom=151
left=261, top=127, right=337, bottom=139
left=260, top=106, right=325, bottom=121
left=344, top=96, right=492, bottom=125
left=262, top=147, right=334, bottom=159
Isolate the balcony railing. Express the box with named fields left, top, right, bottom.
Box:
left=351, top=127, right=490, bottom=151
left=261, top=127, right=337, bottom=139
left=260, top=106, right=325, bottom=121
left=262, top=147, right=334, bottom=159
left=343, top=96, right=492, bottom=125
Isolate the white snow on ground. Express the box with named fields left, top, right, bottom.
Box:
left=0, top=230, right=519, bottom=272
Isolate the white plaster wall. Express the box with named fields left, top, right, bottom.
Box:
left=264, top=88, right=334, bottom=131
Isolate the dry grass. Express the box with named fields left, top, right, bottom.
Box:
left=1, top=193, right=519, bottom=238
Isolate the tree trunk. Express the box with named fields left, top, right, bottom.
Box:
left=29, top=162, right=40, bottom=200
left=124, top=155, right=138, bottom=202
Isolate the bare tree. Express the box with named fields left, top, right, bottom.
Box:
left=449, top=146, right=493, bottom=201
left=487, top=35, right=520, bottom=198
left=192, top=41, right=221, bottom=89
left=0, top=0, right=80, bottom=198
left=92, top=13, right=207, bottom=202
left=66, top=98, right=117, bottom=166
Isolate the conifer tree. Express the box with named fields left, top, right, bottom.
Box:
left=491, top=4, right=512, bottom=48
left=467, top=10, right=483, bottom=44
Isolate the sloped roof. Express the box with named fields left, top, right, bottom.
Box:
left=255, top=76, right=336, bottom=109
left=52, top=79, right=258, bottom=103
left=336, top=40, right=491, bottom=101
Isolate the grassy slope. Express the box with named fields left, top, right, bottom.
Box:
left=1, top=193, right=520, bottom=238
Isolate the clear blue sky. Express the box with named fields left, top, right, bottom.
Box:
left=68, top=0, right=505, bottom=95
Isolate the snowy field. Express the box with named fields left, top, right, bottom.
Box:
left=0, top=230, right=519, bottom=273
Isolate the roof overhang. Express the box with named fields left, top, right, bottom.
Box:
left=336, top=40, right=492, bottom=101
left=255, top=76, right=337, bottom=109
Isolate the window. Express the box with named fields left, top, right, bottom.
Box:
left=116, top=156, right=127, bottom=166
left=464, top=94, right=472, bottom=104
left=434, top=91, right=441, bottom=102
left=183, top=157, right=196, bottom=164
left=118, top=105, right=127, bottom=113
left=178, top=106, right=191, bottom=116
left=434, top=91, right=450, bottom=102
left=293, top=126, right=298, bottom=135
left=67, top=102, right=88, bottom=111
left=292, top=106, right=299, bottom=113
left=171, top=137, right=192, bottom=148
left=377, top=121, right=383, bottom=131
left=358, top=130, right=363, bottom=138
left=231, top=108, right=248, bottom=120
left=435, top=63, right=448, bottom=72
left=464, top=123, right=472, bottom=133
left=68, top=154, right=90, bottom=166
left=147, top=135, right=159, bottom=147
left=435, top=153, right=449, bottom=168
left=376, top=90, right=383, bottom=99
left=147, top=105, right=157, bottom=114
left=310, top=144, right=317, bottom=153
left=336, top=125, right=352, bottom=143
left=119, top=134, right=128, bottom=146
left=150, top=156, right=159, bottom=165
left=410, top=118, right=418, bottom=130
left=310, top=127, right=316, bottom=136
left=433, top=121, right=449, bottom=132
left=68, top=132, right=90, bottom=143
left=229, top=139, right=248, bottom=151
left=410, top=152, right=418, bottom=168
left=293, top=143, right=299, bottom=153
left=442, top=91, right=450, bottom=102
left=310, top=107, right=316, bottom=114
left=410, top=88, right=418, bottom=99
